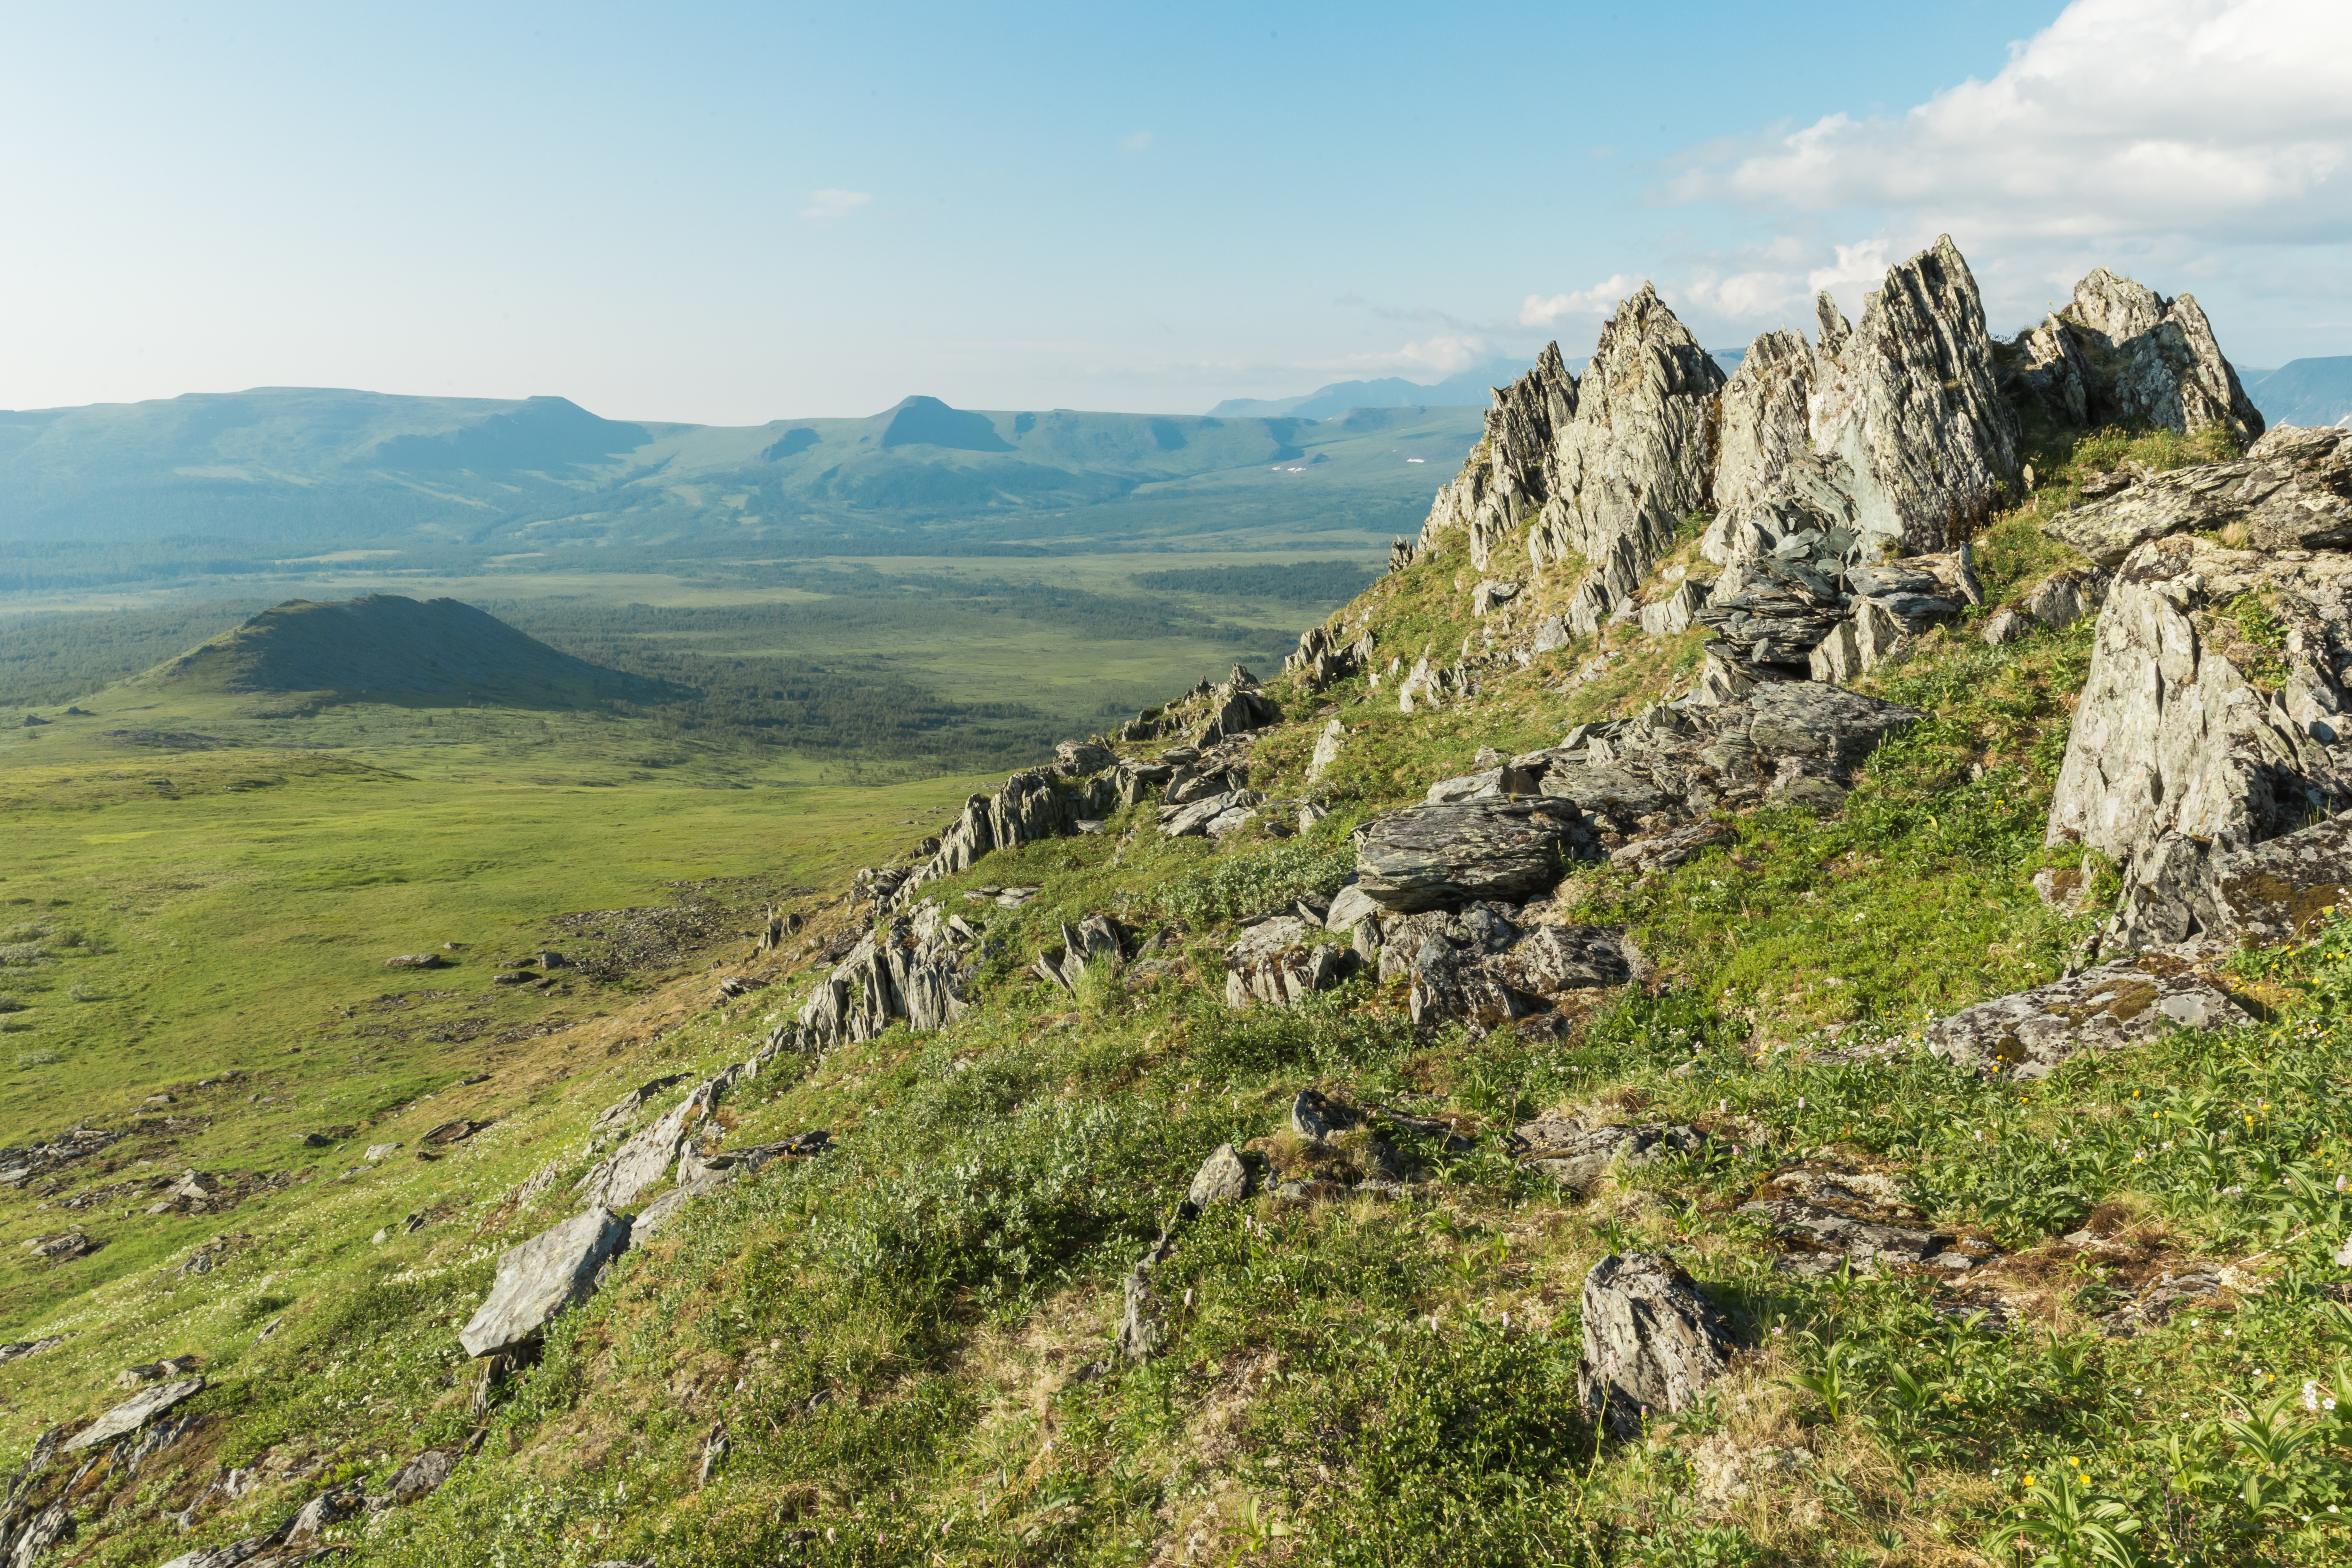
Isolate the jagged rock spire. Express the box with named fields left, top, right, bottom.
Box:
left=1416, top=341, right=1579, bottom=569
left=2019, top=266, right=2265, bottom=443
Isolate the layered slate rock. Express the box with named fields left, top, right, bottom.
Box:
left=1353, top=798, right=1589, bottom=912
left=2042, top=523, right=2352, bottom=945
left=64, top=1377, right=205, bottom=1451
left=1419, top=342, right=1579, bottom=571
left=2058, top=266, right=2266, bottom=443
left=1739, top=1162, right=1993, bottom=1275
left=1506, top=681, right=1920, bottom=852
left=1804, top=236, right=2019, bottom=554
left=1512, top=1119, right=1703, bottom=1195
left=765, top=899, right=980, bottom=1055
left=1223, top=917, right=1358, bottom=1009
left=1927, top=945, right=2249, bottom=1081
left=1530, top=285, right=1726, bottom=632
left=1576, top=1253, right=1736, bottom=1436
left=2043, top=425, right=2352, bottom=568
left=1713, top=327, right=1815, bottom=522
left=458, top=1207, right=633, bottom=1358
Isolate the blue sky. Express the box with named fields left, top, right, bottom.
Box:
left=1, top=0, right=2345, bottom=423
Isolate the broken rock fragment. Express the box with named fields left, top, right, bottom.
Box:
left=1575, top=1253, right=1735, bottom=1436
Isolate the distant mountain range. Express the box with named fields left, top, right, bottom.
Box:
left=0, top=390, right=1481, bottom=594
left=2246, top=358, right=2352, bottom=428
left=1210, top=352, right=1750, bottom=420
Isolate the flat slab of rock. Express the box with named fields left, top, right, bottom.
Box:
left=1576, top=1253, right=1734, bottom=1436
left=2043, top=425, right=2350, bottom=567
left=1513, top=1121, right=1701, bottom=1194
left=1289, top=1088, right=1361, bottom=1142
left=1927, top=945, right=2249, bottom=1080
left=65, top=1375, right=204, bottom=1450
left=1355, top=798, right=1586, bottom=912
left=458, top=1207, right=632, bottom=1358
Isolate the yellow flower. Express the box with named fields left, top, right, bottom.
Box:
left=2025, top=1476, right=2036, bottom=1486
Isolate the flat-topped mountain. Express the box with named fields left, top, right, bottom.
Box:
left=147, top=593, right=668, bottom=708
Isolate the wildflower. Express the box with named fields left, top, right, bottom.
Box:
left=2306, top=1380, right=2322, bottom=1413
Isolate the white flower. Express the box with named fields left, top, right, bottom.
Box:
left=2305, top=1380, right=2321, bottom=1413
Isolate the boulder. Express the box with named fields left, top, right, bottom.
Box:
left=1053, top=739, right=1115, bottom=777
left=1354, top=798, right=1587, bottom=912
left=64, top=1376, right=204, bottom=1450
left=1196, top=669, right=1280, bottom=744
left=1183, top=1145, right=1252, bottom=1210
left=383, top=953, right=443, bottom=970
left=1926, top=945, right=2249, bottom=1080
left=1159, top=789, right=1264, bottom=838
left=457, top=1207, right=632, bottom=1358
left=1513, top=1121, right=1702, bottom=1194
left=1223, top=918, right=1357, bottom=1009
left=385, top=1448, right=458, bottom=1505
left=1575, top=1253, right=1736, bottom=1436
left=2042, top=425, right=2352, bottom=567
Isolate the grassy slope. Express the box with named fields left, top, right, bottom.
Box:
left=14, top=420, right=2352, bottom=1567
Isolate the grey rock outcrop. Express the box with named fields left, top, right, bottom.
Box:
left=385, top=1448, right=458, bottom=1505
left=1500, top=681, right=1919, bottom=853
left=64, top=1376, right=205, bottom=1450
left=765, top=900, right=978, bottom=1055
left=2044, top=526, right=2352, bottom=945
left=1804, top=236, right=2018, bottom=554
left=1354, top=798, right=1589, bottom=912
left=458, top=1207, right=632, bottom=1358
left=1306, top=720, right=1346, bottom=784
left=1223, top=918, right=1358, bottom=1008
left=1530, top=285, right=1725, bottom=629
left=1033, top=914, right=1125, bottom=992
left=1575, top=1253, right=1736, bottom=1436
left=1927, top=945, right=2249, bottom=1080
left=1713, top=327, right=1815, bottom=521
left=1418, top=343, right=1579, bottom=571
left=1285, top=625, right=1374, bottom=691
left=1739, top=1162, right=1991, bottom=1275
left=1195, top=667, right=1281, bottom=744
left=888, top=767, right=1113, bottom=907
left=1514, top=1120, right=1703, bottom=1195
left=2059, top=266, right=2265, bottom=442
left=2014, top=312, right=2095, bottom=426
left=2042, top=425, right=2352, bottom=567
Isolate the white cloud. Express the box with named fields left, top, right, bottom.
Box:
left=1668, top=0, right=2352, bottom=245
left=1120, top=130, right=1152, bottom=152
left=799, top=189, right=873, bottom=223
left=1519, top=274, right=1643, bottom=327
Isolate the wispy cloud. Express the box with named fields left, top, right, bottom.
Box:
left=1519, top=274, right=1643, bottom=327
left=1645, top=0, right=2352, bottom=336
left=1120, top=130, right=1152, bottom=152
left=799, top=189, right=873, bottom=223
